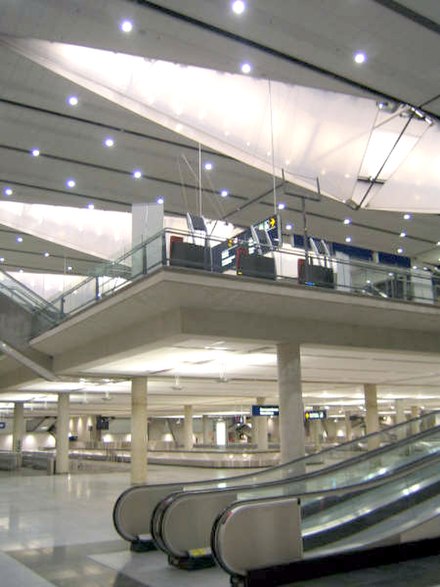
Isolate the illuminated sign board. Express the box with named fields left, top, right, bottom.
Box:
left=252, top=405, right=279, bottom=417
left=304, top=410, right=327, bottom=421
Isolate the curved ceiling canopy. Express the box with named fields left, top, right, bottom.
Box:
left=3, top=36, right=439, bottom=213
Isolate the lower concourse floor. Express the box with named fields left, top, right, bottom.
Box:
left=1, top=465, right=440, bottom=587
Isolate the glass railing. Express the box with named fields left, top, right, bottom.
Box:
left=0, top=269, right=61, bottom=333
left=30, top=227, right=438, bottom=336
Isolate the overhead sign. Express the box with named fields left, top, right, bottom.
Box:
left=304, top=410, right=327, bottom=421
left=252, top=405, right=279, bottom=417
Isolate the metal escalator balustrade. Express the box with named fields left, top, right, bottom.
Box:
left=150, top=417, right=440, bottom=567
left=113, top=412, right=439, bottom=555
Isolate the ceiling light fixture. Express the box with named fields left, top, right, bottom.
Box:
left=403, top=213, right=412, bottom=220
left=399, top=231, right=406, bottom=238
left=67, top=96, right=79, bottom=106
left=66, top=179, right=76, bottom=188
left=277, top=202, right=286, bottom=210
left=204, top=162, right=213, bottom=171
left=87, top=203, right=94, bottom=210
left=104, top=137, right=114, bottom=147
left=354, top=51, right=367, bottom=64
left=16, top=236, right=23, bottom=243
left=232, top=0, right=246, bottom=15
left=397, top=247, right=404, bottom=254
left=285, top=223, right=293, bottom=231
left=120, top=20, right=133, bottom=33
left=31, top=148, right=40, bottom=157
left=67, top=266, right=73, bottom=271
left=156, top=196, right=164, bottom=204
left=44, top=252, right=50, bottom=257
left=343, top=218, right=351, bottom=225
left=345, top=236, right=352, bottom=243
left=240, top=62, right=252, bottom=74
left=133, top=169, right=142, bottom=179
left=0, top=257, right=4, bottom=263
left=3, top=187, right=13, bottom=196
left=220, top=189, right=229, bottom=197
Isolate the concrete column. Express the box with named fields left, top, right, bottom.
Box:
left=56, top=393, right=70, bottom=474
left=202, top=415, right=210, bottom=446
left=277, top=342, right=305, bottom=466
left=254, top=397, right=269, bottom=450
left=131, top=377, right=148, bottom=485
left=410, top=405, right=420, bottom=435
left=364, top=384, right=380, bottom=450
left=345, top=411, right=353, bottom=442
left=184, top=405, right=193, bottom=450
left=76, top=415, right=89, bottom=444
left=395, top=399, right=406, bottom=440
left=12, top=402, right=25, bottom=454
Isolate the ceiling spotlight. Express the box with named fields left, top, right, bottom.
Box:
left=156, top=196, right=164, bottom=205
left=31, top=148, right=40, bottom=157
left=399, top=231, right=406, bottom=238
left=133, top=169, right=142, bottom=179
left=4, top=187, right=13, bottom=196
left=343, top=218, right=351, bottom=225
left=232, top=1, right=246, bottom=15
left=16, top=236, right=23, bottom=243
left=220, top=189, right=229, bottom=197
left=0, top=257, right=4, bottom=263
left=403, top=213, right=411, bottom=220
left=67, top=265, right=73, bottom=271
left=120, top=19, right=133, bottom=33
left=277, top=202, right=286, bottom=210
left=345, top=236, right=352, bottom=243
left=285, top=223, right=293, bottom=231
left=204, top=162, right=213, bottom=171
left=104, top=137, right=114, bottom=147
left=397, top=247, right=404, bottom=254
left=354, top=51, right=367, bottom=64
left=87, top=203, right=95, bottom=210
left=44, top=252, right=50, bottom=257
left=67, top=96, right=79, bottom=106
left=66, top=179, right=76, bottom=188
left=240, top=62, right=252, bottom=74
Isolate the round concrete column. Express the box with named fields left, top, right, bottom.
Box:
left=56, top=393, right=70, bottom=474
left=277, top=342, right=305, bottom=466
left=12, top=402, right=25, bottom=456
left=184, top=405, right=193, bottom=450
left=364, top=384, right=379, bottom=450
left=410, top=405, right=420, bottom=435
left=131, top=377, right=148, bottom=485
left=202, top=415, right=210, bottom=446
left=254, top=397, right=269, bottom=450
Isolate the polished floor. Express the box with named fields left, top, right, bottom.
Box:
left=2, top=465, right=440, bottom=587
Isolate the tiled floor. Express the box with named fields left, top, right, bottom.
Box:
left=2, top=465, right=440, bottom=587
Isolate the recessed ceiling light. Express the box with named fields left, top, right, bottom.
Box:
left=240, top=62, right=252, bottom=74
left=397, top=247, right=404, bottom=254
left=286, top=223, right=293, bottom=231
left=436, top=241, right=440, bottom=246
left=44, top=252, right=50, bottom=257
left=67, top=266, right=73, bottom=271
left=16, top=236, right=23, bottom=243
left=399, top=231, right=406, bottom=238
left=156, top=196, right=164, bottom=205
left=354, top=52, right=367, bottom=64
left=0, top=257, right=4, bottom=263
left=4, top=187, right=13, bottom=196
left=220, top=189, right=229, bottom=197
left=204, top=162, right=213, bottom=171
left=31, top=148, right=40, bottom=157
left=87, top=203, right=94, bottom=210
left=67, top=96, right=79, bottom=106
left=66, top=179, right=76, bottom=188
left=104, top=137, right=114, bottom=148
left=133, top=169, right=142, bottom=179
left=232, top=0, right=246, bottom=15
left=277, top=202, right=286, bottom=210
left=343, top=218, right=351, bottom=225
left=403, top=213, right=411, bottom=220
left=345, top=236, right=352, bottom=243
left=413, top=265, right=418, bottom=270
left=120, top=20, right=133, bottom=33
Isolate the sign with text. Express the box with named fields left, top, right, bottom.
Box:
left=304, top=410, right=327, bottom=421
left=252, top=405, right=279, bottom=417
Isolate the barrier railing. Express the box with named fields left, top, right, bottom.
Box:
left=30, top=228, right=438, bottom=336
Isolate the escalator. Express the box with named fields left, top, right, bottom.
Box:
left=212, top=452, right=440, bottom=585
left=149, top=416, right=440, bottom=573
left=113, top=413, right=437, bottom=552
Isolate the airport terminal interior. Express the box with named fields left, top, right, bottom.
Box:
left=2, top=1, right=440, bottom=585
